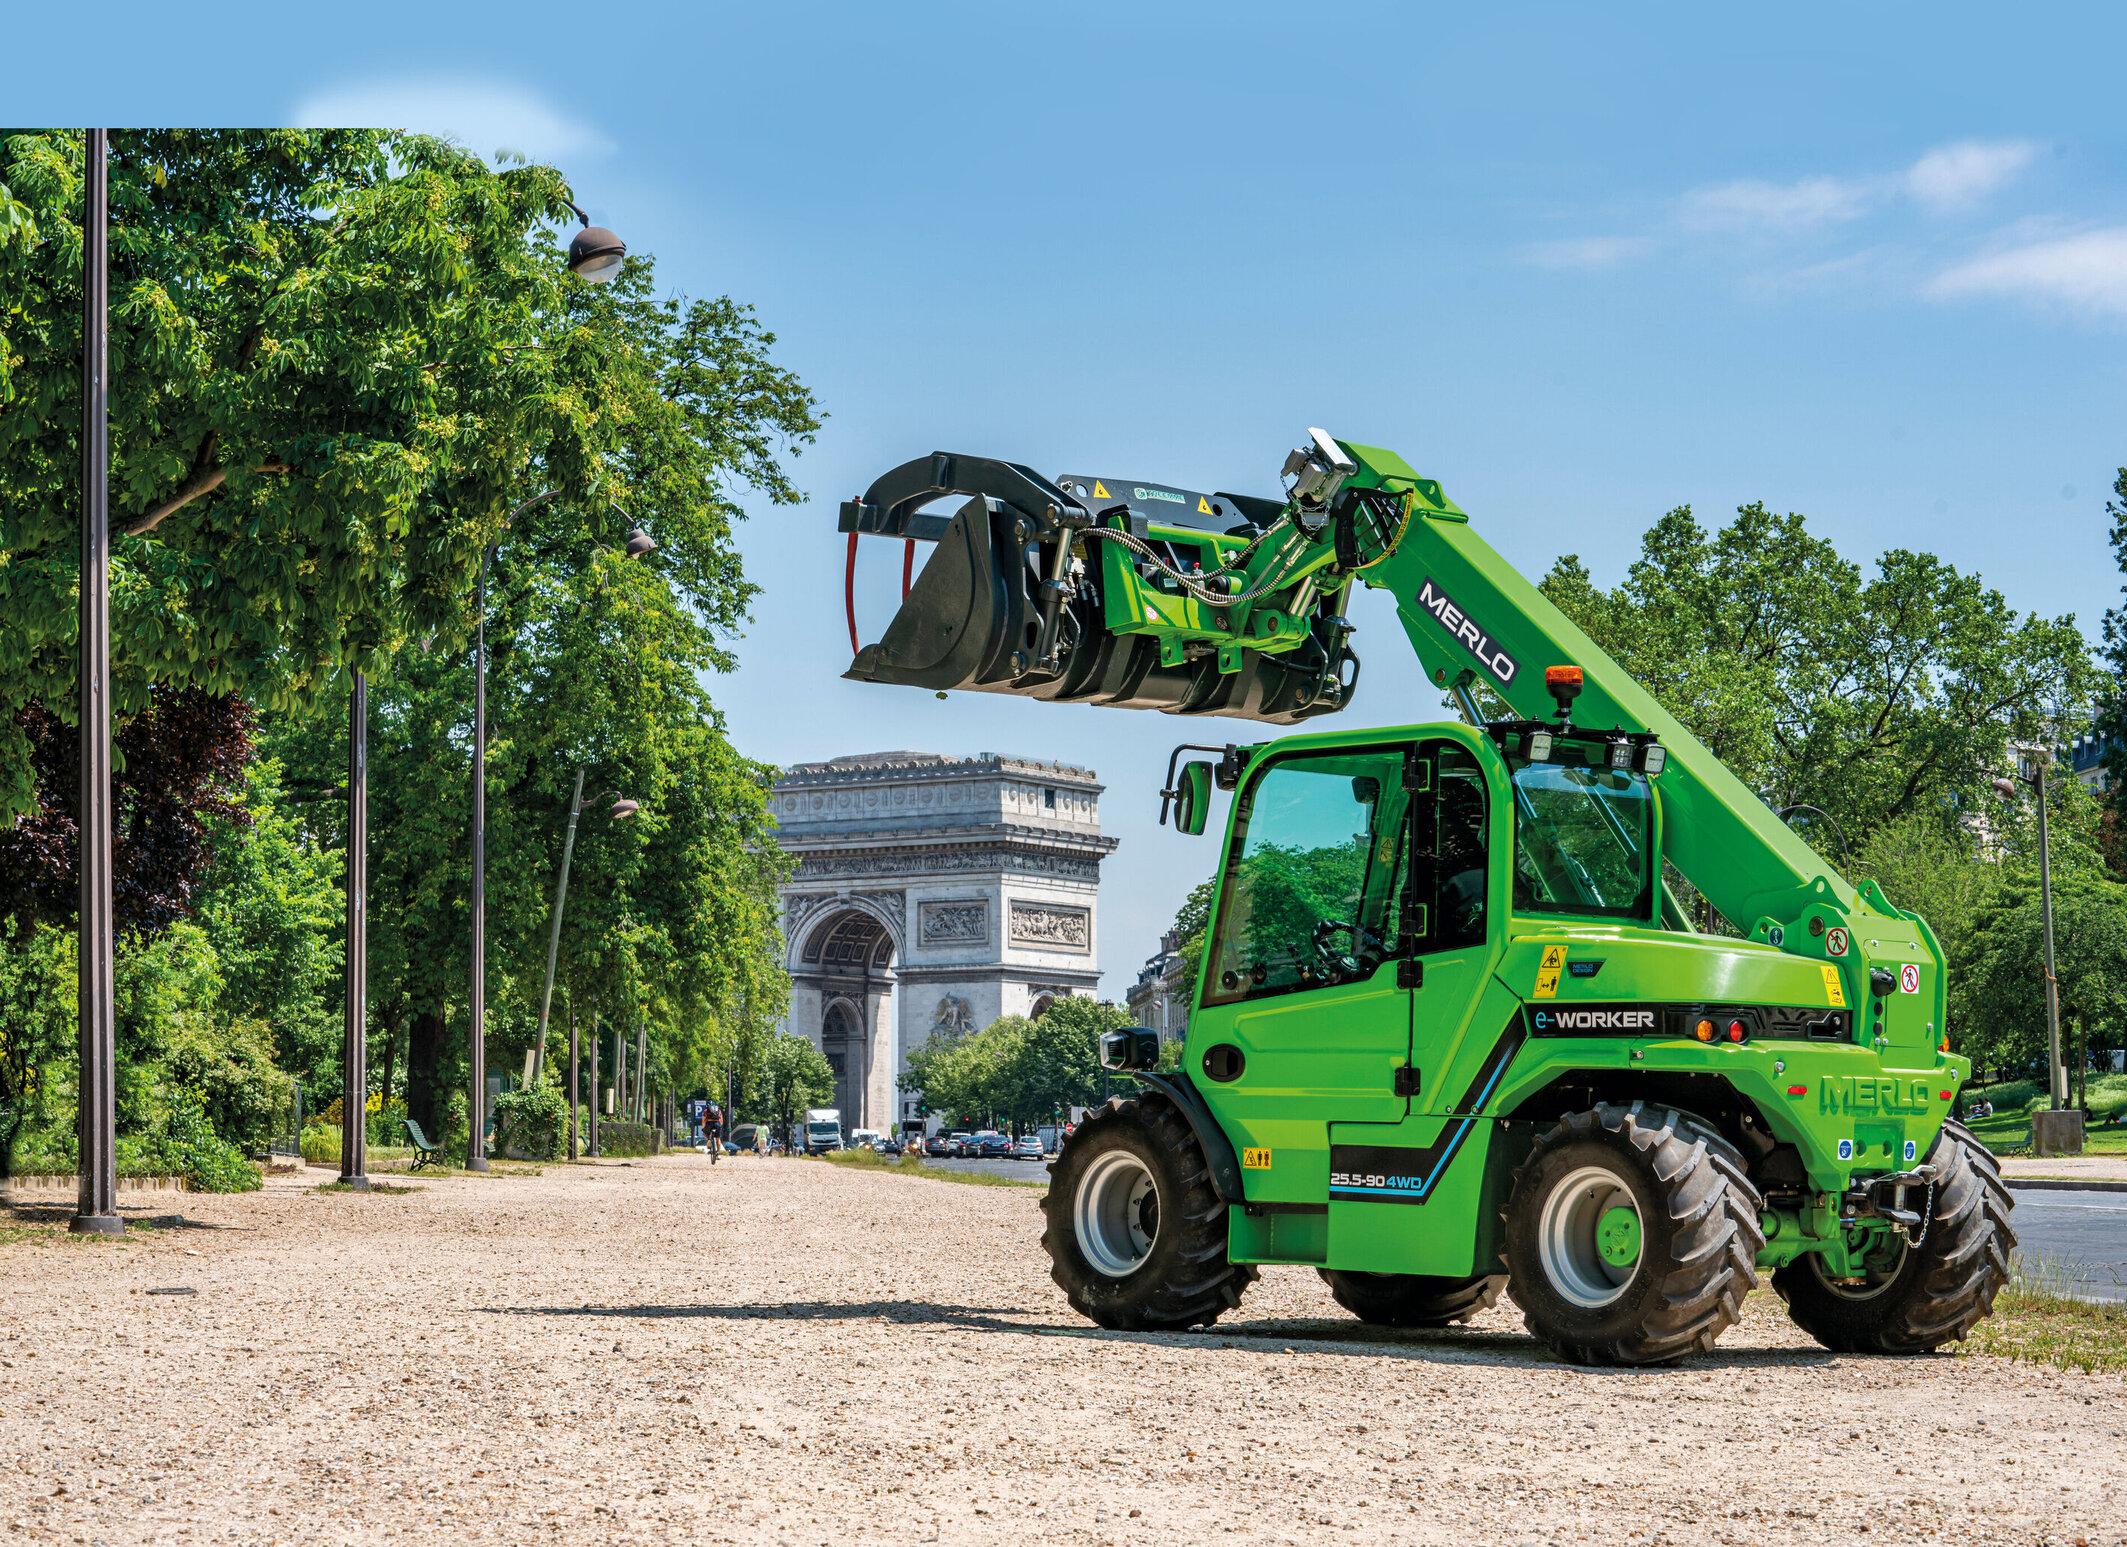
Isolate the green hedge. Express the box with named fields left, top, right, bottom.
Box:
left=590, top=1120, right=662, bottom=1158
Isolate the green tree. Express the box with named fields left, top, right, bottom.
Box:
left=1165, top=876, right=1216, bottom=1007
left=0, top=918, right=72, bottom=1178
left=1541, top=503, right=2096, bottom=857
left=2097, top=467, right=2127, bottom=874
left=0, top=129, right=816, bottom=1173
left=751, top=1032, right=833, bottom=1148
left=1965, top=866, right=2127, bottom=1094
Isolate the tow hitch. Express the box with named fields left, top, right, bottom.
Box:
left=1842, top=1165, right=1939, bottom=1246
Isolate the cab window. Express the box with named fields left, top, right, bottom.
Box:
left=1426, top=746, right=1489, bottom=950
left=1204, top=748, right=1408, bottom=1006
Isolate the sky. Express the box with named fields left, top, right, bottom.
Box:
left=17, top=1, right=2127, bottom=993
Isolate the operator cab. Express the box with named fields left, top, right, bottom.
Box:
left=1480, top=664, right=1667, bottom=929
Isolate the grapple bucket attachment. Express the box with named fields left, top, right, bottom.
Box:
left=839, top=451, right=1360, bottom=725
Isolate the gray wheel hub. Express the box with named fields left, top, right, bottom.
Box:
left=1537, top=1164, right=1643, bottom=1309
left=1075, top=1150, right=1160, bottom=1277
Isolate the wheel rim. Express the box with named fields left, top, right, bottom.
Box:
left=1075, top=1150, right=1160, bottom=1277
left=1538, top=1164, right=1643, bottom=1308
left=1808, top=1231, right=1909, bottom=1301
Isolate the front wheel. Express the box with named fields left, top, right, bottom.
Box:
left=1773, top=1119, right=2015, bottom=1354
left=1040, top=1096, right=1256, bottom=1331
left=1503, top=1103, right=1764, bottom=1366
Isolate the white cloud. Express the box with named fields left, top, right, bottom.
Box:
left=1904, top=139, right=2039, bottom=213
left=1518, top=235, right=1655, bottom=270
left=1678, top=175, right=1870, bottom=232
left=1926, top=227, right=2127, bottom=318
left=291, top=77, right=613, bottom=164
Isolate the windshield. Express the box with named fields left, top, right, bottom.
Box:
left=1509, top=757, right=1653, bottom=919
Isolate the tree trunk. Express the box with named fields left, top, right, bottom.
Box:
left=406, top=1008, right=445, bottom=1135
left=377, top=1006, right=401, bottom=1117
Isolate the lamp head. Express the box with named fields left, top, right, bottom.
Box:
left=567, top=224, right=627, bottom=284
left=624, top=525, right=657, bottom=558
left=610, top=797, right=640, bottom=821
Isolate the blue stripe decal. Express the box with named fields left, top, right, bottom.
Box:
left=1327, top=1015, right=1526, bottom=1206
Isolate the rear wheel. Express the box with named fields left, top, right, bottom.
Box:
left=1773, top=1119, right=2015, bottom=1354
left=1041, top=1096, right=1256, bottom=1330
left=1318, top=1269, right=1505, bottom=1328
left=1503, top=1103, right=1763, bottom=1366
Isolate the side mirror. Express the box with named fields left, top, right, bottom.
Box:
left=1169, top=760, right=1213, bottom=836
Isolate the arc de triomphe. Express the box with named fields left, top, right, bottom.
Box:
left=769, top=752, right=1117, bottom=1132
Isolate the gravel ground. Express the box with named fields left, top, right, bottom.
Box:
left=2, top=1154, right=2121, bottom=1547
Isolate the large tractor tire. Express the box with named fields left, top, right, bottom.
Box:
left=1772, top=1118, right=2014, bottom=1354
left=1040, top=1095, right=1256, bottom=1331
left=1503, top=1102, right=1764, bottom=1366
left=1318, top=1269, right=1505, bottom=1328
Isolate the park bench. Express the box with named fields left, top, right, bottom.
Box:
left=403, top=1118, right=445, bottom=1171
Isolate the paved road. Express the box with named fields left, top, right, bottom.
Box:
left=919, top=1154, right=1052, bottom=1180
left=2010, top=1187, right=2127, bottom=1302
left=918, top=1156, right=2127, bottom=1298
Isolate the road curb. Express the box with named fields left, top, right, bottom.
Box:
left=2003, top=1177, right=2127, bottom=1194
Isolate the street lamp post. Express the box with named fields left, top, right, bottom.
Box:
left=463, top=189, right=631, bottom=1172
left=587, top=1013, right=601, bottom=1157
left=73, top=128, right=120, bottom=1236
left=1994, top=748, right=2065, bottom=1109
left=339, top=670, right=371, bottom=1191
left=567, top=1001, right=580, bottom=1162
left=1995, top=746, right=2080, bottom=1156
left=530, top=768, right=638, bottom=1088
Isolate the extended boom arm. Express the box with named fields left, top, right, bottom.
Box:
left=838, top=432, right=1928, bottom=966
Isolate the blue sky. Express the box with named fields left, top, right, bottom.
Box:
left=19, top=2, right=2127, bottom=991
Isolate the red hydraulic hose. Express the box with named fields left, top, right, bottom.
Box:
left=901, top=538, right=915, bottom=601
left=844, top=530, right=861, bottom=657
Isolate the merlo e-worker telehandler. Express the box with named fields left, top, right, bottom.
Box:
left=835, top=430, right=2015, bottom=1365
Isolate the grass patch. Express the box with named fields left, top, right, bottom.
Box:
left=312, top=1180, right=420, bottom=1195
left=821, top=1148, right=1043, bottom=1189
left=0, top=1216, right=134, bottom=1247
left=1965, top=1073, right=2127, bottom=1156
left=1965, top=1289, right=2127, bottom=1374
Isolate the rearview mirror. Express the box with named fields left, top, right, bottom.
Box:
left=1171, top=760, right=1213, bottom=836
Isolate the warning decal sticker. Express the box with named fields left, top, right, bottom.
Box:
left=1534, top=945, right=1567, bottom=1000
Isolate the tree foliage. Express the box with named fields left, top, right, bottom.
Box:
left=2097, top=467, right=2127, bottom=872
left=0, top=128, right=817, bottom=1175
left=902, top=997, right=1129, bottom=1132
left=750, top=1031, right=833, bottom=1144
left=1540, top=503, right=2096, bottom=843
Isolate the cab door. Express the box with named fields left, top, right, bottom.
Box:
left=1189, top=741, right=1419, bottom=1208
left=1326, top=738, right=1511, bottom=1274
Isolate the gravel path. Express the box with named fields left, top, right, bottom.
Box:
left=2, top=1155, right=2120, bottom=1546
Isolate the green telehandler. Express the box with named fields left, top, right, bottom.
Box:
left=836, top=430, right=2014, bottom=1365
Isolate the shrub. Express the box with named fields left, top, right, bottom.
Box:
left=591, top=1120, right=661, bottom=1158
left=494, top=1084, right=567, bottom=1161
left=120, top=1092, right=261, bottom=1192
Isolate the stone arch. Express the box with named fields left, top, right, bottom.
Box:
left=787, top=899, right=902, bottom=1132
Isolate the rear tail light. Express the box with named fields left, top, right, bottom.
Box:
left=1726, top=1020, right=1747, bottom=1043
left=1694, top=1019, right=1715, bottom=1042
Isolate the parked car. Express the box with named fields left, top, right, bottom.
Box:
left=924, top=1135, right=954, bottom=1158
left=972, top=1131, right=1012, bottom=1158
left=944, top=1133, right=973, bottom=1157
left=1010, top=1135, right=1044, bottom=1161
left=870, top=1136, right=903, bottom=1156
